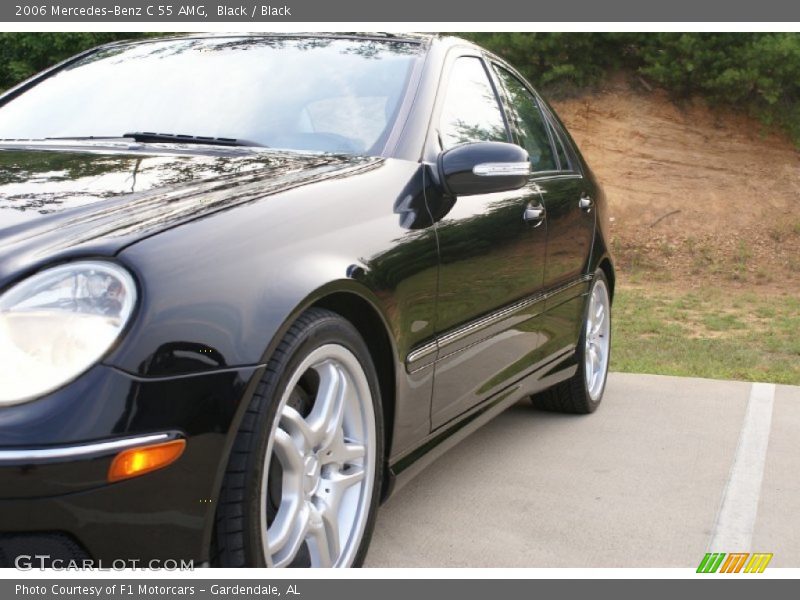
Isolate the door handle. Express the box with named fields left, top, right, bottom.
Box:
left=579, top=194, right=594, bottom=210
left=523, top=205, right=545, bottom=224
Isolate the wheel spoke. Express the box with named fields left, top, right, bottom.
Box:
left=308, top=501, right=340, bottom=567
left=266, top=429, right=305, bottom=557
left=587, top=349, right=598, bottom=389
left=273, top=427, right=305, bottom=471
left=306, top=361, right=348, bottom=452
left=307, top=510, right=335, bottom=567
left=271, top=503, right=311, bottom=568
left=589, top=346, right=599, bottom=375
left=310, top=464, right=365, bottom=565
left=596, top=301, right=605, bottom=325
left=586, top=295, right=596, bottom=335
left=322, top=426, right=366, bottom=465
left=594, top=344, right=604, bottom=369
left=262, top=343, right=377, bottom=568
left=326, top=464, right=365, bottom=492
left=280, top=405, right=315, bottom=453
left=339, top=441, right=366, bottom=463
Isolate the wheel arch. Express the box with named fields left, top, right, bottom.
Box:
left=597, top=256, right=615, bottom=303
left=310, top=290, right=398, bottom=488
left=588, top=219, right=616, bottom=304
left=252, top=280, right=400, bottom=457
left=205, top=280, right=401, bottom=561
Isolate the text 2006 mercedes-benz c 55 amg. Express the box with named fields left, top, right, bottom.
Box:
left=0, top=33, right=614, bottom=568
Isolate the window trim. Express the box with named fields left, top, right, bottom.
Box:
left=538, top=101, right=583, bottom=175
left=546, top=119, right=572, bottom=172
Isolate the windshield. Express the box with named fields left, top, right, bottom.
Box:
left=0, top=36, right=422, bottom=155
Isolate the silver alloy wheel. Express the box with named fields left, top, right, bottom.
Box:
left=584, top=278, right=611, bottom=401
left=260, top=344, right=376, bottom=568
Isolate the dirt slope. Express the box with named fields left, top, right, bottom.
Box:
left=551, top=78, right=800, bottom=291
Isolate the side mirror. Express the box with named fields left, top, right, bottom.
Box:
left=438, top=141, right=530, bottom=197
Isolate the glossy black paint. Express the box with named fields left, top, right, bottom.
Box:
left=438, top=141, right=529, bottom=196
left=0, top=34, right=614, bottom=564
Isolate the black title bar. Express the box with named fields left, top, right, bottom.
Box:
left=3, top=0, right=800, bottom=22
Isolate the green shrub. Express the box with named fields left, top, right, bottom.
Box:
left=634, top=33, right=800, bottom=142
left=461, top=32, right=621, bottom=93
left=0, top=33, right=156, bottom=90
left=461, top=32, right=800, bottom=144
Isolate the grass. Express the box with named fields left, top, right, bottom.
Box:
left=611, top=284, right=800, bottom=385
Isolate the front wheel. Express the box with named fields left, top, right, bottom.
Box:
left=213, top=308, right=383, bottom=567
left=531, top=269, right=611, bottom=414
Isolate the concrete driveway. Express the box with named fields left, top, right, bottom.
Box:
left=365, top=373, right=800, bottom=567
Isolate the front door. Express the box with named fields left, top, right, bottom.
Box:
left=428, top=54, right=550, bottom=429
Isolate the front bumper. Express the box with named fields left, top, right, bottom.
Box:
left=0, top=363, right=263, bottom=565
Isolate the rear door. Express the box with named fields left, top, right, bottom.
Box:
left=427, top=52, right=550, bottom=429
left=493, top=65, right=597, bottom=357
left=493, top=67, right=595, bottom=292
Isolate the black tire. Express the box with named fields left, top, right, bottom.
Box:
left=531, top=269, right=611, bottom=414
left=212, top=308, right=384, bottom=567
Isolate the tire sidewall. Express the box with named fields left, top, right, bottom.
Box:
left=237, top=312, right=384, bottom=567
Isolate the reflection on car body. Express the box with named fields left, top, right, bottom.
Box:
left=0, top=33, right=614, bottom=568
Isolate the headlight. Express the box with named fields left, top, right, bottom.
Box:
left=0, top=261, right=137, bottom=406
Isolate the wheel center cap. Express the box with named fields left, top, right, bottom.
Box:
left=303, top=455, right=320, bottom=493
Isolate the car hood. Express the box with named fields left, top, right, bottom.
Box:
left=0, top=144, right=381, bottom=284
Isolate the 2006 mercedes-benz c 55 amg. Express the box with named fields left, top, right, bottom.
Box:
left=0, top=33, right=614, bottom=568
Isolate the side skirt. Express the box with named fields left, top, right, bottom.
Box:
left=383, top=344, right=577, bottom=500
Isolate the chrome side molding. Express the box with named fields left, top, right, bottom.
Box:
left=405, top=273, right=594, bottom=373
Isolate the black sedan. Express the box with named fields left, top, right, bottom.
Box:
left=0, top=33, right=614, bottom=568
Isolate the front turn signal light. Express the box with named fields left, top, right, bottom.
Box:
left=108, top=439, right=186, bottom=482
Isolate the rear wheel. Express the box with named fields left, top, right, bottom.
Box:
left=531, top=269, right=611, bottom=414
left=213, top=309, right=383, bottom=567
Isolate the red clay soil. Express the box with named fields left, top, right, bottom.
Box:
left=551, top=79, right=800, bottom=291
